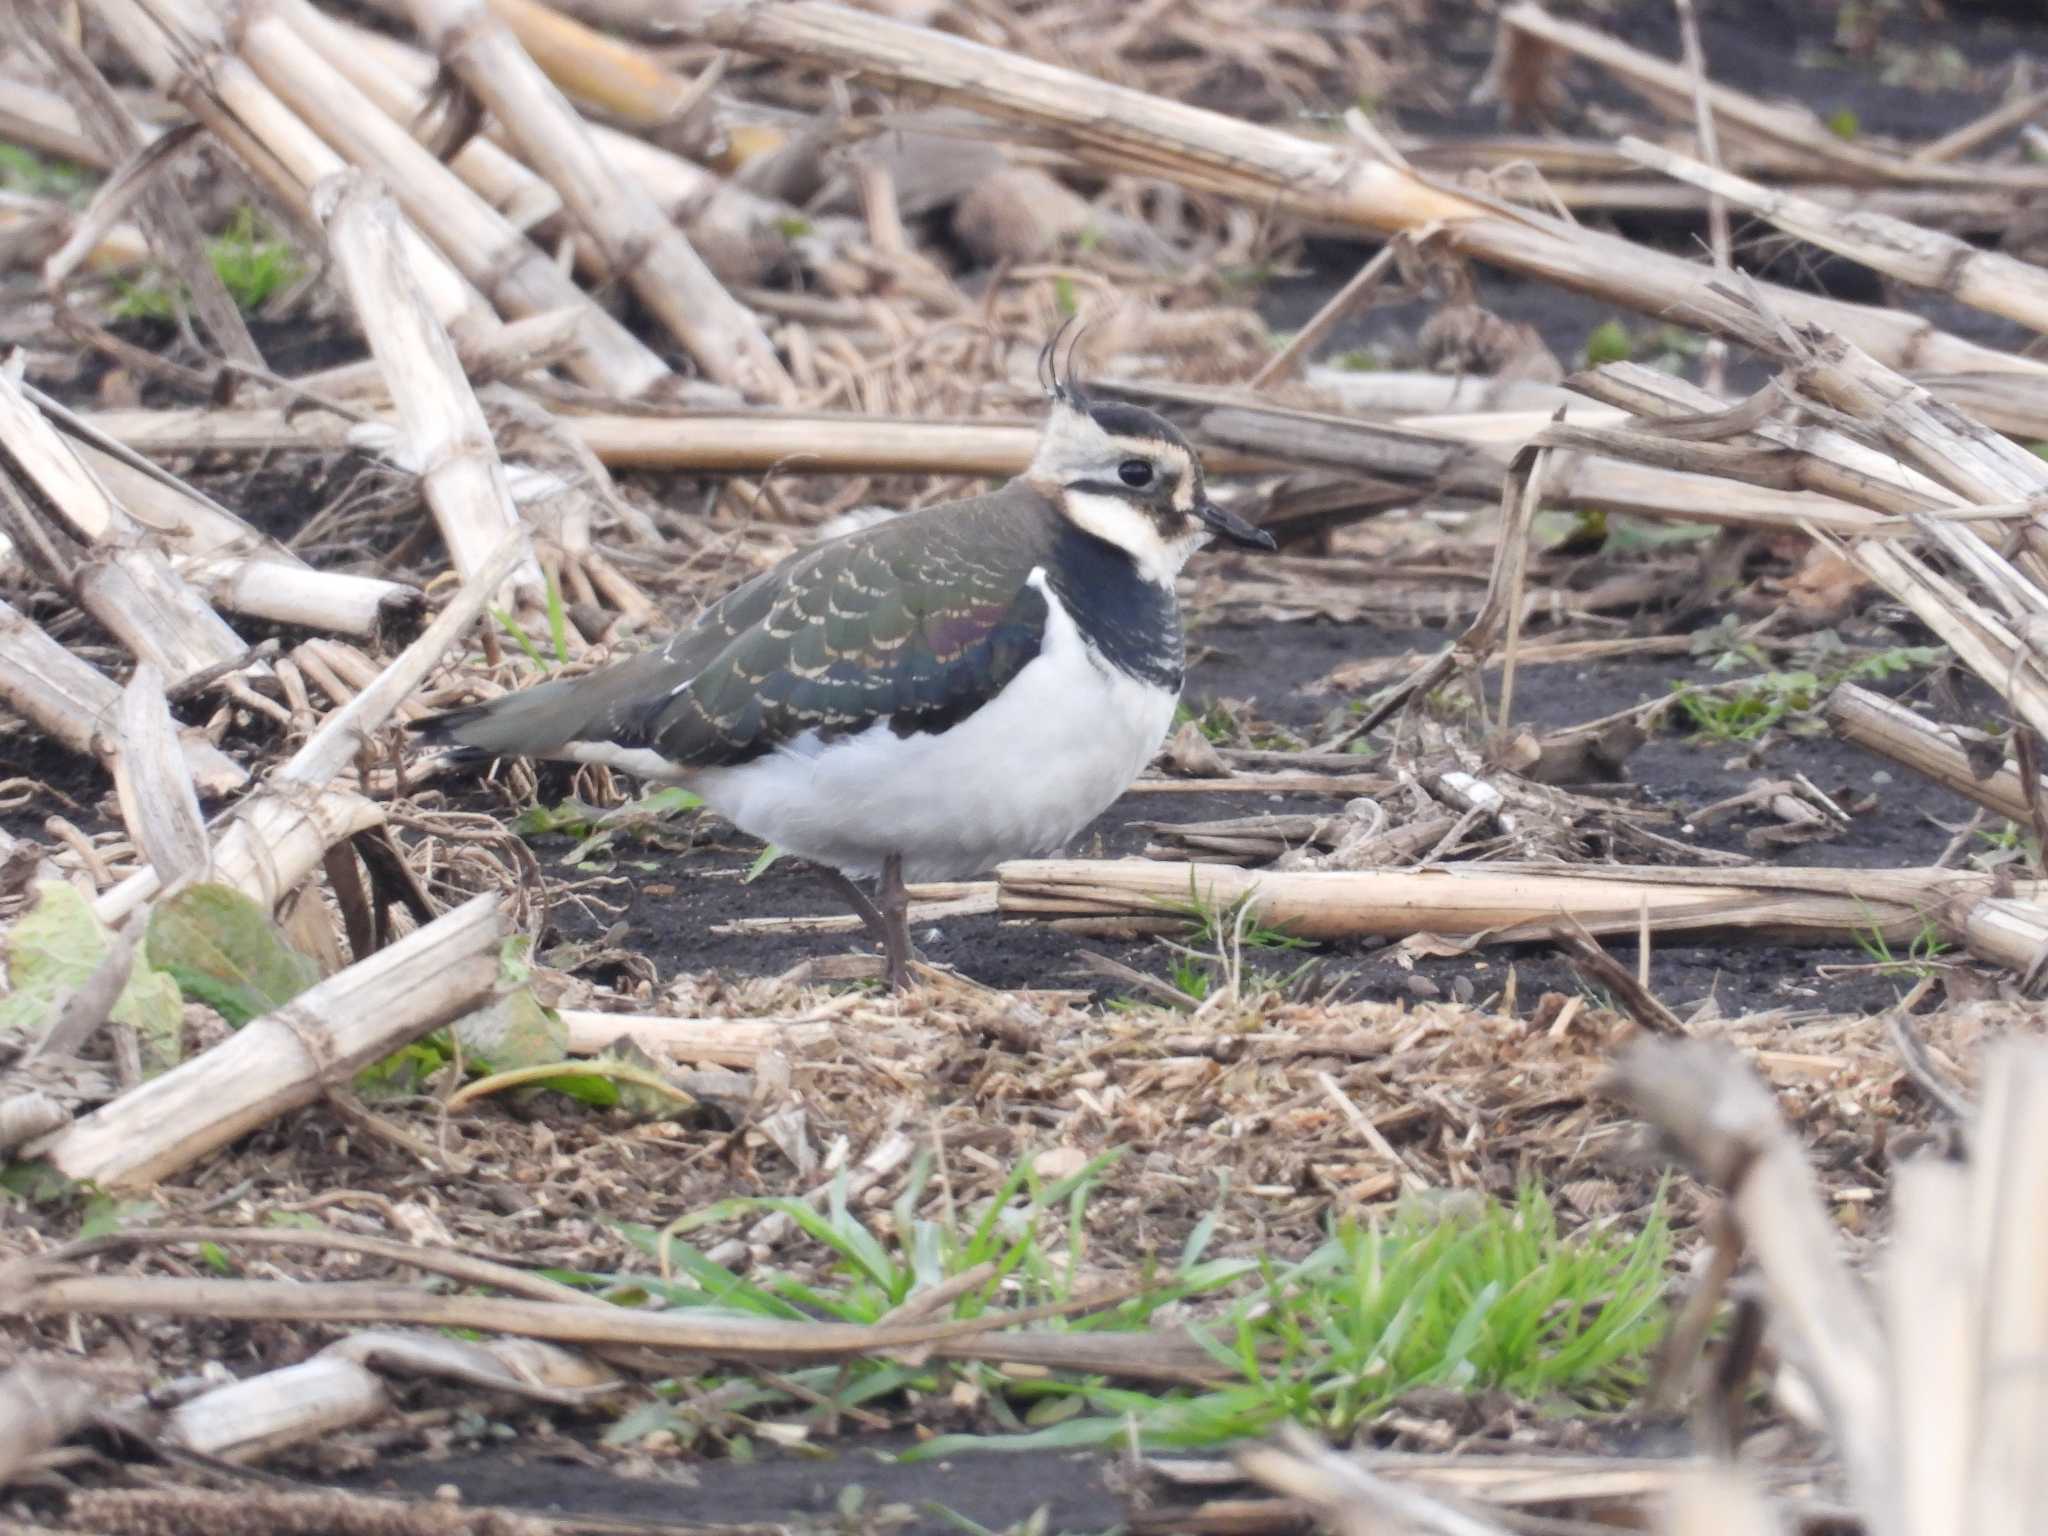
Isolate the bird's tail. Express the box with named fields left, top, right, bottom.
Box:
left=411, top=674, right=607, bottom=759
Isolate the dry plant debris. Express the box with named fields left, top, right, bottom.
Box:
left=0, top=0, right=2047, bottom=1529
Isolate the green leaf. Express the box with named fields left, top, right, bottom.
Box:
left=1023, top=1393, right=1085, bottom=1427
left=353, top=1035, right=453, bottom=1097
left=449, top=937, right=566, bottom=1075
left=744, top=844, right=786, bottom=883
left=603, top=1399, right=703, bottom=1449
left=0, top=143, right=97, bottom=203
left=0, top=882, right=185, bottom=1072
left=80, top=1194, right=160, bottom=1240
left=1, top=1160, right=77, bottom=1204
left=461, top=1055, right=694, bottom=1116
left=1581, top=319, right=1632, bottom=367
left=145, top=883, right=320, bottom=1029
left=115, top=208, right=302, bottom=320
left=453, top=985, right=567, bottom=1074
left=902, top=1415, right=1128, bottom=1459
left=1827, top=107, right=1860, bottom=141
left=524, top=1070, right=621, bottom=1107
left=544, top=572, right=571, bottom=665
left=205, top=207, right=302, bottom=310
left=514, top=797, right=604, bottom=838
left=495, top=935, right=535, bottom=991
left=586, top=1036, right=692, bottom=1118
left=492, top=607, right=547, bottom=668
left=122, top=966, right=186, bottom=1074
left=0, top=882, right=119, bottom=1036
left=631, top=787, right=704, bottom=817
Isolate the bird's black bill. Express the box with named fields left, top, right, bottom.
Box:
left=1196, top=497, right=1277, bottom=550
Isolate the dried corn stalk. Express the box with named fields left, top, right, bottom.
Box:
left=32, top=892, right=507, bottom=1188
left=668, top=0, right=2048, bottom=427
left=407, top=0, right=793, bottom=401
left=317, top=171, right=541, bottom=607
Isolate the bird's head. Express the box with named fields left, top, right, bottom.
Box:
left=1026, top=336, right=1274, bottom=584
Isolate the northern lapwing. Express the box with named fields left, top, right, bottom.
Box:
left=418, top=348, right=1274, bottom=989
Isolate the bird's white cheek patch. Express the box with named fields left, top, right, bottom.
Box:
left=1061, top=491, right=1184, bottom=586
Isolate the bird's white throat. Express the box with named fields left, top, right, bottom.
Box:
left=1058, top=487, right=1208, bottom=587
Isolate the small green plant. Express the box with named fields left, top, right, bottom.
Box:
left=116, top=207, right=302, bottom=319
left=589, top=1148, right=1177, bottom=1452
left=1158, top=876, right=1310, bottom=955
left=1579, top=319, right=1704, bottom=374
left=579, top=1155, right=1667, bottom=1457
left=917, top=1185, right=1670, bottom=1454
left=1854, top=916, right=1952, bottom=978
left=1687, top=613, right=1769, bottom=674
left=1168, top=952, right=1215, bottom=1002
left=1669, top=640, right=1945, bottom=744
left=1173, top=698, right=1239, bottom=746
left=1670, top=670, right=1824, bottom=743
left=1334, top=345, right=1391, bottom=373
left=1976, top=819, right=2025, bottom=853
left=1827, top=107, right=1861, bottom=141
left=1968, top=819, right=2040, bottom=874
left=513, top=784, right=704, bottom=869
left=1602, top=516, right=1719, bottom=553
left=0, top=143, right=95, bottom=202
left=1581, top=320, right=1633, bottom=367
left=1424, top=682, right=1479, bottom=720
left=1165, top=946, right=1319, bottom=1006
left=492, top=573, right=575, bottom=670
left=1171, top=699, right=1301, bottom=754
left=207, top=207, right=301, bottom=309
left=1136, top=875, right=1320, bottom=1007
left=1877, top=43, right=1968, bottom=92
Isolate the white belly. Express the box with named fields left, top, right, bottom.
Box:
left=689, top=586, right=1177, bottom=882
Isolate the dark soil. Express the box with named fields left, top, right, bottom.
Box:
left=352, top=1435, right=1124, bottom=1536
left=516, top=615, right=1982, bottom=1022
left=1266, top=0, right=2048, bottom=387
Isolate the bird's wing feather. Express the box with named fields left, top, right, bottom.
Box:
left=626, top=510, right=1052, bottom=767
left=416, top=485, right=1060, bottom=768
left=411, top=559, right=792, bottom=758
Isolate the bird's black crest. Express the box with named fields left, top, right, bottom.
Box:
left=1083, top=399, right=1188, bottom=450
left=1038, top=315, right=1092, bottom=407
left=1037, top=322, right=1191, bottom=456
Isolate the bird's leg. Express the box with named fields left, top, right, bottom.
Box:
left=816, top=861, right=917, bottom=990
left=817, top=865, right=887, bottom=936
left=877, top=853, right=913, bottom=993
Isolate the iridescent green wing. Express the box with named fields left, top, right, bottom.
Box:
left=623, top=502, right=1054, bottom=767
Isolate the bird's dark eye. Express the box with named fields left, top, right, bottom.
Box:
left=1118, top=459, right=1154, bottom=488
